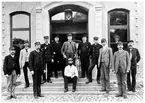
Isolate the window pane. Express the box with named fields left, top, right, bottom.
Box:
left=110, top=29, right=127, bottom=43
left=110, top=10, right=128, bottom=25
left=12, top=31, right=29, bottom=42
left=12, top=14, right=29, bottom=28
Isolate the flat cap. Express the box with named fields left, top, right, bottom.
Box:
left=82, top=34, right=88, bottom=38
left=93, top=37, right=99, bottom=40
left=68, top=58, right=73, bottom=61
left=101, top=38, right=107, bottom=43
left=117, top=41, right=123, bottom=45
left=67, top=33, right=72, bottom=37
left=35, top=42, right=41, bottom=45
left=127, top=40, right=134, bottom=43
left=9, top=47, right=15, bottom=50
left=44, top=36, right=49, bottom=39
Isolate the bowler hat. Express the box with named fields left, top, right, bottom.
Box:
left=101, top=38, right=107, bottom=43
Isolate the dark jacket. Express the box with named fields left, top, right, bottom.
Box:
left=29, top=50, right=44, bottom=71
left=52, top=42, right=62, bottom=55
left=3, top=55, right=20, bottom=75
left=89, top=43, right=102, bottom=60
left=41, top=43, right=53, bottom=62
left=78, top=41, right=91, bottom=57
left=126, top=48, right=141, bottom=68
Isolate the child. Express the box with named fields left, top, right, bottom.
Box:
left=64, top=58, right=78, bottom=92
left=114, top=41, right=130, bottom=99
left=3, top=47, right=20, bottom=100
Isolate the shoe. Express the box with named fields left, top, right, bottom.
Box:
left=97, top=80, right=101, bottom=84
left=86, top=81, right=92, bottom=84
left=100, top=89, right=106, bottom=92
left=24, top=84, right=29, bottom=88
left=38, top=94, right=44, bottom=97
left=72, top=89, right=76, bottom=92
left=47, top=80, right=52, bottom=83
left=123, top=95, right=127, bottom=99
left=55, top=76, right=58, bottom=78
left=128, top=89, right=132, bottom=91
left=41, top=80, right=46, bottom=84
left=80, top=76, right=85, bottom=78
left=106, top=90, right=109, bottom=93
left=34, top=96, right=38, bottom=99
left=132, top=89, right=136, bottom=92
left=115, top=93, right=122, bottom=97
left=64, top=89, right=68, bottom=93
left=6, top=96, right=12, bottom=100
left=12, top=95, right=17, bottom=99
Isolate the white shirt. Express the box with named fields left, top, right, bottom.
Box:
left=64, top=65, right=78, bottom=78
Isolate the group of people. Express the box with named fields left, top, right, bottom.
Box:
left=3, top=33, right=141, bottom=100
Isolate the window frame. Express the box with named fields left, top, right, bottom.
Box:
left=10, top=11, right=31, bottom=47
left=108, top=9, right=130, bottom=46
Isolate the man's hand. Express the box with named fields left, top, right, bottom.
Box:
left=112, top=69, right=116, bottom=73
left=51, top=59, right=54, bottom=63
left=17, top=74, right=20, bottom=77
left=63, top=55, right=67, bottom=58
left=30, top=71, right=34, bottom=75
left=44, top=70, right=46, bottom=73
left=126, top=69, right=130, bottom=73
left=5, top=74, right=9, bottom=78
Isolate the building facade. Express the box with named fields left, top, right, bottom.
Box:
left=2, top=1, right=144, bottom=77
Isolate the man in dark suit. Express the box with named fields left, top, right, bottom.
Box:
left=78, top=34, right=91, bottom=78
left=86, top=37, right=102, bottom=84
left=114, top=41, right=130, bottom=99
left=41, top=36, right=53, bottom=83
left=3, top=47, right=20, bottom=100
left=52, top=35, right=64, bottom=78
left=29, top=42, right=45, bottom=99
left=126, top=40, right=141, bottom=92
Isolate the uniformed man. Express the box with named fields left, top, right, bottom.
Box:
left=61, top=33, right=77, bottom=64
left=78, top=34, right=91, bottom=78
left=52, top=35, right=64, bottom=78
left=29, top=42, right=45, bottom=99
left=41, top=36, right=53, bottom=83
left=86, top=37, right=102, bottom=84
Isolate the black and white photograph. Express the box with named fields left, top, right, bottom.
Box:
left=0, top=0, right=144, bottom=102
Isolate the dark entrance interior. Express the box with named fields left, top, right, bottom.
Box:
left=49, top=5, right=88, bottom=44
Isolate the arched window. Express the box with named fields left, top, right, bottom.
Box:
left=10, top=11, right=31, bottom=46
left=108, top=9, right=129, bottom=53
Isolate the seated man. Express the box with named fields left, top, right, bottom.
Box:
left=64, top=58, right=78, bottom=92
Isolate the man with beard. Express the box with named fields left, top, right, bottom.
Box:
left=29, top=42, right=45, bottom=99
left=126, top=40, right=141, bottom=92
left=114, top=41, right=130, bottom=99
left=3, top=47, right=20, bottom=100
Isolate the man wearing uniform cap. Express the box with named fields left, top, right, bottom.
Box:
left=78, top=34, right=91, bottom=78
left=61, top=33, right=77, bottom=64
left=86, top=36, right=102, bottom=84
left=114, top=41, right=130, bottom=99
left=29, top=42, right=45, bottom=99
left=3, top=47, right=20, bottom=100
left=126, top=40, right=141, bottom=92
left=19, top=40, right=32, bottom=88
left=41, top=36, right=53, bottom=83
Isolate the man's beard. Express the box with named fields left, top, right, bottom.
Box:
left=68, top=63, right=73, bottom=66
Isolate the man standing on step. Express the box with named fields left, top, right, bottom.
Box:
left=29, top=42, right=45, bottom=99
left=64, top=58, right=78, bottom=92
left=114, top=41, right=130, bottom=99
left=19, top=40, right=31, bottom=88
left=61, top=33, right=77, bottom=64
left=98, top=38, right=113, bottom=93
left=126, top=40, right=141, bottom=92
left=78, top=34, right=91, bottom=78
left=3, top=47, right=20, bottom=100
left=86, top=37, right=102, bottom=84
left=52, top=35, right=64, bottom=78
left=41, top=36, right=53, bottom=83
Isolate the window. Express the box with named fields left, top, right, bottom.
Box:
left=10, top=11, right=31, bottom=46
left=108, top=9, right=129, bottom=53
